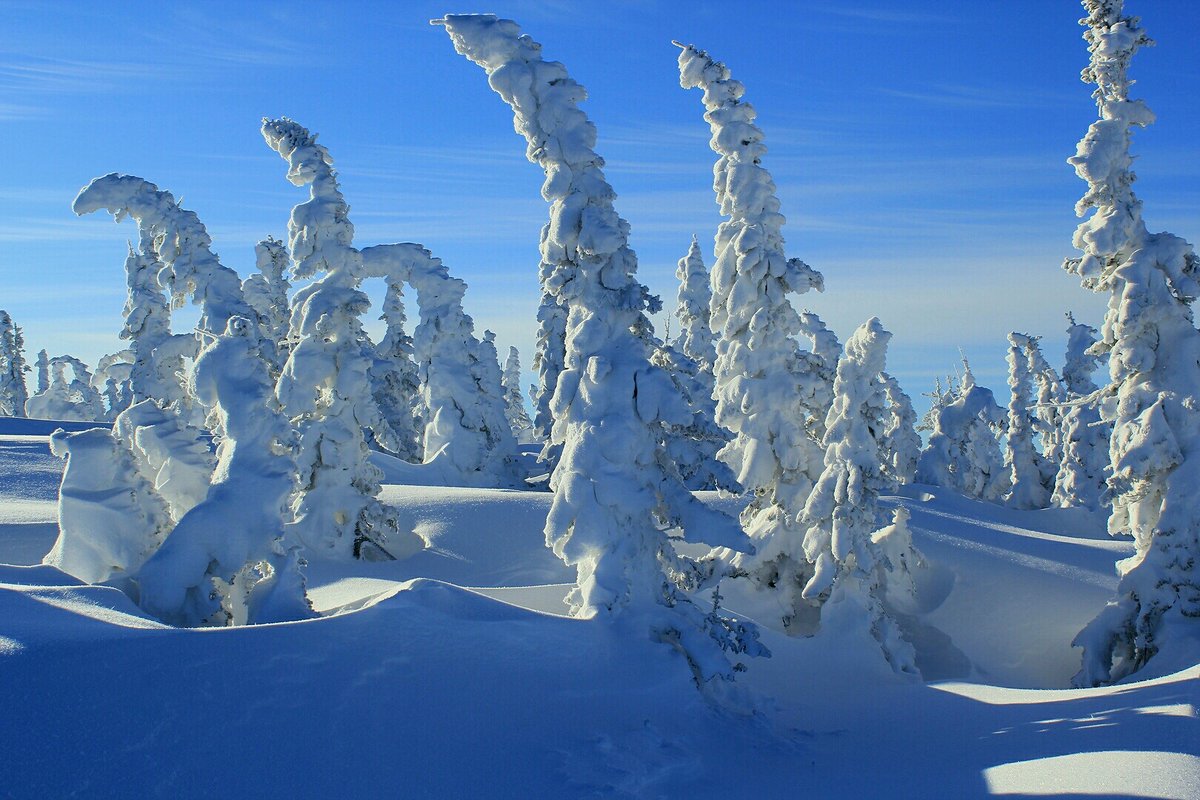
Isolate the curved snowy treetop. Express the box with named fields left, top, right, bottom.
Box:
left=435, top=14, right=653, bottom=316
left=73, top=173, right=254, bottom=335
left=261, top=117, right=359, bottom=282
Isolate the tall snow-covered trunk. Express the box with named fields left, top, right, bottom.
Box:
left=676, top=42, right=827, bottom=589
left=439, top=15, right=765, bottom=686
left=262, top=118, right=417, bottom=561
left=1065, top=1, right=1200, bottom=685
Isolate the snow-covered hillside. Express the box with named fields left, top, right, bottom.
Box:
left=2, top=416, right=1196, bottom=799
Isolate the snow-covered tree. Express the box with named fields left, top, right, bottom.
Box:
left=879, top=372, right=920, bottom=488
left=243, top=236, right=292, bottom=367
left=796, top=310, right=840, bottom=446
left=674, top=235, right=717, bottom=376
left=0, top=311, right=29, bottom=417
left=532, top=264, right=567, bottom=467
left=361, top=242, right=521, bottom=486
left=1064, top=2, right=1200, bottom=685
left=74, top=174, right=258, bottom=340
left=371, top=266, right=423, bottom=462
left=787, top=318, right=918, bottom=674
left=25, top=356, right=105, bottom=421
left=440, top=15, right=765, bottom=685
left=917, top=360, right=1009, bottom=501
left=1053, top=313, right=1110, bottom=510
left=262, top=117, right=418, bottom=560
left=676, top=42, right=827, bottom=577
left=74, top=175, right=261, bottom=425
left=1006, top=332, right=1051, bottom=509
left=136, top=317, right=313, bottom=627
left=502, top=346, right=535, bottom=443
left=650, top=340, right=738, bottom=492
left=34, top=349, right=49, bottom=394
left=659, top=236, right=735, bottom=491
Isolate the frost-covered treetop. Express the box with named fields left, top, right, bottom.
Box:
left=73, top=174, right=254, bottom=335
left=261, top=118, right=362, bottom=284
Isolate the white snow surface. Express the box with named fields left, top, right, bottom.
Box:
left=1, top=415, right=1197, bottom=797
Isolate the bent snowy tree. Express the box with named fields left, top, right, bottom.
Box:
left=676, top=41, right=830, bottom=603
left=261, top=117, right=417, bottom=560
left=1066, top=1, right=1200, bottom=686
left=437, top=14, right=765, bottom=686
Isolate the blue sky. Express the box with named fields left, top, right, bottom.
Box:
left=2, top=1, right=1197, bottom=409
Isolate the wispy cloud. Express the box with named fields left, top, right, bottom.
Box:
left=821, top=5, right=957, bottom=25
left=878, top=83, right=1075, bottom=109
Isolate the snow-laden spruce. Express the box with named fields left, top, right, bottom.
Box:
left=757, top=318, right=920, bottom=674
left=1053, top=313, right=1110, bottom=510
left=659, top=237, right=735, bottom=491
left=674, top=235, right=717, bottom=379
left=243, top=236, right=293, bottom=370
left=1006, top=333, right=1051, bottom=510
left=676, top=42, right=827, bottom=578
left=371, top=263, right=424, bottom=463
left=136, top=317, right=313, bottom=627
left=879, top=372, right=920, bottom=488
left=0, top=311, right=29, bottom=417
left=113, top=242, right=186, bottom=407
left=361, top=242, right=522, bottom=487
left=532, top=259, right=568, bottom=466
left=650, top=339, right=737, bottom=492
left=262, top=117, right=417, bottom=560
left=502, top=346, right=535, bottom=444
left=1064, top=1, right=1200, bottom=686
left=438, top=15, right=765, bottom=685
left=24, top=355, right=105, bottom=422
left=916, top=360, right=1009, bottom=502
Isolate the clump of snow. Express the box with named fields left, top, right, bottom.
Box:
left=43, top=425, right=170, bottom=584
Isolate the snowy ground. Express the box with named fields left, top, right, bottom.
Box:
left=1, top=417, right=1197, bottom=799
